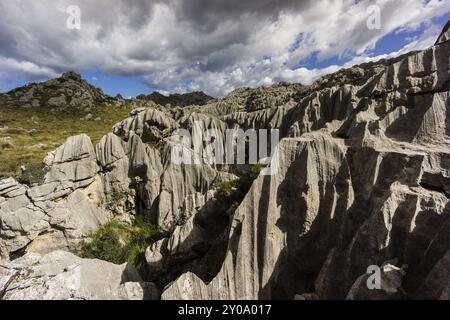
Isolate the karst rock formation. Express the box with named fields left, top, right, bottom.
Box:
left=0, top=22, right=449, bottom=300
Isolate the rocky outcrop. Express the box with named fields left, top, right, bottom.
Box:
left=0, top=250, right=158, bottom=300
left=113, top=107, right=180, bottom=142
left=414, top=250, right=450, bottom=299
left=137, top=91, right=215, bottom=108
left=436, top=20, right=450, bottom=45
left=200, top=83, right=304, bottom=118
left=0, top=135, right=111, bottom=259
left=346, top=264, right=406, bottom=300
left=161, top=23, right=450, bottom=300
left=0, top=71, right=115, bottom=110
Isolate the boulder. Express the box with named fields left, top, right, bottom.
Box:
left=0, top=251, right=158, bottom=300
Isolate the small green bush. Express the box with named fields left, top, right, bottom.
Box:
left=76, top=217, right=164, bottom=274
left=17, top=162, right=49, bottom=185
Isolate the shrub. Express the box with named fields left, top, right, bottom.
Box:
left=17, top=162, right=49, bottom=185
left=76, top=216, right=164, bottom=274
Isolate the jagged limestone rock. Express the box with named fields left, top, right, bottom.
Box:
left=0, top=135, right=109, bottom=259
left=95, top=133, right=133, bottom=215
left=162, top=26, right=450, bottom=300
left=346, top=264, right=406, bottom=300
left=0, top=266, right=17, bottom=298
left=163, top=134, right=349, bottom=299
left=0, top=251, right=158, bottom=300
left=44, top=134, right=99, bottom=187
left=162, top=272, right=210, bottom=300
left=415, top=250, right=450, bottom=299
left=436, top=20, right=450, bottom=45
left=145, top=238, right=169, bottom=274
left=113, top=107, right=179, bottom=142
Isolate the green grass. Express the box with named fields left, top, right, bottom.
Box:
left=0, top=103, right=134, bottom=178
left=76, top=216, right=164, bottom=274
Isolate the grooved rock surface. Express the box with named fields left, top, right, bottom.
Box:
left=161, top=26, right=450, bottom=300
left=0, top=251, right=158, bottom=300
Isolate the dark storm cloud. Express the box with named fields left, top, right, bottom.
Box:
left=172, top=0, right=313, bottom=31
left=0, top=0, right=448, bottom=95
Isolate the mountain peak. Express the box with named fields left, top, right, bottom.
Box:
left=435, top=19, right=450, bottom=45
left=61, top=71, right=82, bottom=82
left=0, top=71, right=109, bottom=110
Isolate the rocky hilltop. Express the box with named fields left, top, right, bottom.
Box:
left=136, top=91, right=215, bottom=108
left=0, top=71, right=114, bottom=110
left=0, top=22, right=449, bottom=300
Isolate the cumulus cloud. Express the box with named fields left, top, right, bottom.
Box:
left=0, top=0, right=449, bottom=96
left=0, top=56, right=59, bottom=83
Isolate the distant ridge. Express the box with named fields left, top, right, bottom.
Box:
left=136, top=91, right=215, bottom=107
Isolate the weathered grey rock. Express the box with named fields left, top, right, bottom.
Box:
left=0, top=266, right=17, bottom=298
left=127, top=132, right=162, bottom=210
left=156, top=145, right=234, bottom=231
left=0, top=243, right=8, bottom=262
left=162, top=25, right=450, bottom=300
left=0, top=251, right=158, bottom=300
left=44, top=134, right=99, bottom=188
left=145, top=238, right=169, bottom=273
left=162, top=272, right=210, bottom=300
left=167, top=211, right=205, bottom=256
left=0, top=136, right=110, bottom=258
left=436, top=20, right=450, bottom=45
left=47, top=189, right=111, bottom=241
left=163, top=134, right=349, bottom=299
left=346, top=264, right=406, bottom=300
left=95, top=133, right=132, bottom=215
left=96, top=133, right=127, bottom=167
left=24, top=230, right=69, bottom=256
left=415, top=250, right=450, bottom=299
left=113, top=107, right=179, bottom=142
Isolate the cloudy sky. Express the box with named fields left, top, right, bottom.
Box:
left=0, top=0, right=449, bottom=97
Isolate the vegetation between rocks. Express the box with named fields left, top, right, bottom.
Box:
left=213, top=164, right=264, bottom=204
left=76, top=216, right=164, bottom=275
